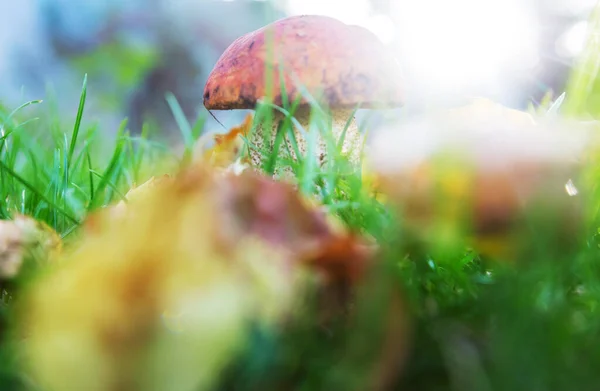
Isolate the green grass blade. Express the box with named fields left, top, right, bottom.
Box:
left=85, top=142, right=95, bottom=202
left=337, top=105, right=360, bottom=151
left=67, top=74, right=88, bottom=169
left=90, top=170, right=128, bottom=202
left=546, top=92, right=566, bottom=116
left=89, top=119, right=128, bottom=209
left=191, top=112, right=207, bottom=140
left=563, top=5, right=600, bottom=116
left=0, top=117, right=41, bottom=142
left=0, top=160, right=79, bottom=225
left=264, top=120, right=287, bottom=175
left=299, top=112, right=319, bottom=194
left=1, top=100, right=42, bottom=130
left=166, top=92, right=194, bottom=163
left=278, top=59, right=290, bottom=110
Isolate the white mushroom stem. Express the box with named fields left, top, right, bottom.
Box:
left=249, top=106, right=364, bottom=176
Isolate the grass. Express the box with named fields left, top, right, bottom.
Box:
left=0, top=75, right=179, bottom=240
left=3, top=7, right=600, bottom=391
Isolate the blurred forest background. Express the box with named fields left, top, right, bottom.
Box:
left=0, top=0, right=597, bottom=141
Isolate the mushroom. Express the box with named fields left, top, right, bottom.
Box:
left=203, top=15, right=404, bottom=176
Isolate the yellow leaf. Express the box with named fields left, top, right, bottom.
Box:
left=194, top=114, right=253, bottom=169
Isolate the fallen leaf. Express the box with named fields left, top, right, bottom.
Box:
left=212, top=169, right=375, bottom=287
left=84, top=175, right=173, bottom=235
left=21, top=165, right=305, bottom=391
left=93, top=163, right=374, bottom=287
left=194, top=113, right=253, bottom=169
left=0, top=215, right=61, bottom=279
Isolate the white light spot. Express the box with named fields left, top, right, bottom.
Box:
left=361, top=14, right=396, bottom=44
left=545, top=0, right=597, bottom=16
left=565, top=179, right=579, bottom=196
left=286, top=0, right=395, bottom=45
left=556, top=21, right=589, bottom=59
left=286, top=0, right=371, bottom=26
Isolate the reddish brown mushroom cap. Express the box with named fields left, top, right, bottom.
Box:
left=203, top=15, right=404, bottom=110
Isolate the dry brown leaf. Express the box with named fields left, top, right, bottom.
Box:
left=82, top=162, right=378, bottom=335
left=83, top=175, right=173, bottom=236
left=0, top=215, right=61, bottom=279
left=22, top=165, right=305, bottom=391
left=303, top=234, right=375, bottom=286
left=0, top=220, right=24, bottom=279
left=23, top=159, right=395, bottom=391
left=210, top=169, right=375, bottom=288
left=88, top=163, right=375, bottom=287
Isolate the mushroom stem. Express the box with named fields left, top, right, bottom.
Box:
left=249, top=106, right=364, bottom=177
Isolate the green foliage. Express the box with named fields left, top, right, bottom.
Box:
left=70, top=41, right=159, bottom=111
left=563, top=5, right=600, bottom=117
left=0, top=75, right=178, bottom=237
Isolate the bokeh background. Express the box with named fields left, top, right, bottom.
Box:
left=0, top=0, right=596, bottom=139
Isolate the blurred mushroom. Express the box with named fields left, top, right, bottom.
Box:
left=203, top=15, right=403, bottom=174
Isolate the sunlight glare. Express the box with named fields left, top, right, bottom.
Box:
left=285, top=0, right=395, bottom=44
left=556, top=21, right=590, bottom=58
left=392, top=0, right=539, bottom=92
left=286, top=0, right=371, bottom=26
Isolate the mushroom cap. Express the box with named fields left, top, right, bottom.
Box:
left=203, top=15, right=404, bottom=111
